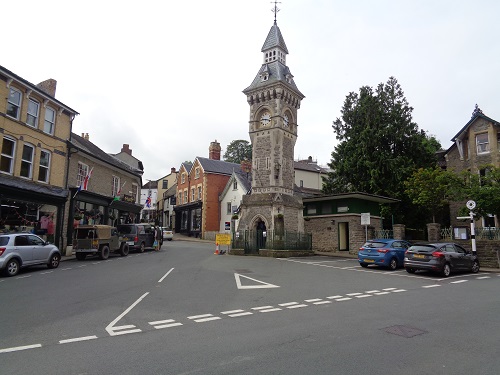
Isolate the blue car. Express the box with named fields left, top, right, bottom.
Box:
left=358, top=239, right=411, bottom=270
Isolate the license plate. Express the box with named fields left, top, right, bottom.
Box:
left=364, top=259, right=375, bottom=263
left=127, top=241, right=134, bottom=245
left=413, top=254, right=425, bottom=259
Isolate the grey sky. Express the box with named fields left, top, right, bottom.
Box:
left=4, top=0, right=499, bottom=181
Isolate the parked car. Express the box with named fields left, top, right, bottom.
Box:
left=73, top=225, right=129, bottom=260
left=162, top=227, right=173, bottom=241
left=0, top=233, right=61, bottom=277
left=117, top=224, right=155, bottom=252
left=358, top=239, right=411, bottom=270
left=404, top=242, right=480, bottom=277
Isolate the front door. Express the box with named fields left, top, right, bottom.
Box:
left=338, top=222, right=349, bottom=251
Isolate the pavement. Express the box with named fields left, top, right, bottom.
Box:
left=61, top=234, right=500, bottom=272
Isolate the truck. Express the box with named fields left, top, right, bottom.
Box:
left=73, top=225, right=129, bottom=260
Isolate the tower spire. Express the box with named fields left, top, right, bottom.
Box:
left=271, top=1, right=281, bottom=24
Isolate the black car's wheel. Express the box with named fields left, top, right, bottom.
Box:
left=471, top=260, right=480, bottom=273
left=4, top=259, right=20, bottom=277
left=120, top=244, right=129, bottom=257
left=139, top=242, right=145, bottom=253
left=99, top=246, right=110, bottom=260
left=76, top=253, right=86, bottom=261
left=360, top=263, right=368, bottom=268
left=388, top=258, right=398, bottom=271
left=406, top=268, right=415, bottom=274
left=48, top=254, right=61, bottom=269
left=442, top=263, right=451, bottom=277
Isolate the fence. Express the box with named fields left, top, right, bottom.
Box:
left=441, top=227, right=500, bottom=241
left=373, top=229, right=393, bottom=239
left=232, top=230, right=312, bottom=254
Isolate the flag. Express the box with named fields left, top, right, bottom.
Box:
left=114, top=181, right=126, bottom=200
left=73, top=167, right=93, bottom=198
left=82, top=167, right=93, bottom=190
left=145, top=194, right=152, bottom=208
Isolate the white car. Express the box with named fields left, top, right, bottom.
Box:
left=162, top=228, right=173, bottom=241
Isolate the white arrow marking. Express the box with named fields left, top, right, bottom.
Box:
left=106, top=292, right=149, bottom=336
left=234, top=273, right=280, bottom=289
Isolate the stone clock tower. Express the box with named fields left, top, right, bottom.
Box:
left=238, top=19, right=305, bottom=236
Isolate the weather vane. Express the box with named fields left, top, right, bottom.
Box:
left=271, top=1, right=281, bottom=24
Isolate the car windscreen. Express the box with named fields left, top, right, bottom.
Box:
left=0, top=236, right=9, bottom=246
left=117, top=225, right=136, bottom=235
left=408, top=245, right=436, bottom=252
left=75, top=229, right=96, bottom=239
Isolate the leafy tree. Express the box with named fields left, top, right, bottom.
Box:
left=323, top=77, right=441, bottom=226
left=223, top=140, right=252, bottom=164
left=405, top=167, right=460, bottom=223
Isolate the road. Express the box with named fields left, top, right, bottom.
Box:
left=1, top=240, right=499, bottom=375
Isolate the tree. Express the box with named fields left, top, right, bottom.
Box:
left=323, top=77, right=441, bottom=226
left=223, top=140, right=252, bottom=164
left=405, top=167, right=459, bottom=223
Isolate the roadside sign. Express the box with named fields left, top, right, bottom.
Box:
left=216, top=233, right=231, bottom=245
left=361, top=213, right=370, bottom=226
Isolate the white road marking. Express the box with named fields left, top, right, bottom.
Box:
left=304, top=298, right=322, bottom=302
left=346, top=292, right=362, bottom=296
left=392, top=289, right=406, bottom=292
left=0, top=344, right=41, bottom=354
left=422, top=285, right=441, bottom=288
left=355, top=294, right=372, bottom=298
left=149, top=319, right=183, bottom=329
left=335, top=297, right=352, bottom=302
left=476, top=276, right=490, bottom=279
left=221, top=310, right=254, bottom=317
left=450, top=280, right=468, bottom=284
left=313, top=301, right=331, bottom=305
left=383, top=288, right=397, bottom=291
left=40, top=271, right=53, bottom=274
left=286, top=304, right=307, bottom=309
left=251, top=306, right=275, bottom=311
left=105, top=292, right=149, bottom=336
left=77, top=265, right=87, bottom=268
left=365, top=290, right=380, bottom=293
left=374, top=292, right=390, bottom=295
left=327, top=295, right=343, bottom=299
left=187, top=314, right=221, bottom=322
left=158, top=268, right=174, bottom=283
left=259, top=308, right=283, bottom=312
left=234, top=273, right=280, bottom=289
left=61, top=268, right=72, bottom=271
left=59, top=336, right=97, bottom=344
left=15, top=275, right=31, bottom=279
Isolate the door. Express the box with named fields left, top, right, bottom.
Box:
left=338, top=222, right=349, bottom=251
left=14, top=235, right=33, bottom=264
left=453, top=244, right=471, bottom=270
left=30, top=235, right=51, bottom=262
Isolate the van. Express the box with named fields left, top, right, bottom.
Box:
left=117, top=224, right=155, bottom=252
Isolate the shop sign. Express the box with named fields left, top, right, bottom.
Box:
left=122, top=194, right=135, bottom=203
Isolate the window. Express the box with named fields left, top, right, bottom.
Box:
left=198, top=186, right=202, bottom=200
left=300, top=180, right=304, bottom=187
left=77, top=162, right=89, bottom=188
left=195, top=167, right=200, bottom=179
left=26, top=99, right=40, bottom=128
left=0, top=137, right=16, bottom=174
left=38, top=149, right=51, bottom=183
left=112, top=176, right=120, bottom=196
left=181, top=173, right=186, bottom=184
left=191, top=188, right=195, bottom=201
left=178, top=193, right=182, bottom=204
left=43, top=107, right=56, bottom=135
left=132, top=184, right=138, bottom=203
left=306, top=204, right=317, bottom=215
left=20, top=144, right=35, bottom=178
left=227, top=202, right=232, bottom=214
left=476, top=133, right=489, bottom=154
left=233, top=180, right=238, bottom=190
left=266, top=157, right=271, bottom=170
left=184, top=190, right=188, bottom=203
left=7, top=88, right=22, bottom=119
left=162, top=179, right=168, bottom=189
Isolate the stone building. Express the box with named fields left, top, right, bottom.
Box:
left=0, top=65, right=78, bottom=249
left=237, top=19, right=305, bottom=237
left=445, top=106, right=500, bottom=231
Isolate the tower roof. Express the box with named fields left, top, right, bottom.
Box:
left=261, top=23, right=288, bottom=54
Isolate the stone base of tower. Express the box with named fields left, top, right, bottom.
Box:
left=237, top=193, right=304, bottom=233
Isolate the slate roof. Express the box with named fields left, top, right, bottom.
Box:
left=450, top=112, right=500, bottom=142
left=196, top=157, right=241, bottom=176
left=293, top=161, right=329, bottom=173
left=234, top=168, right=252, bottom=193
left=0, top=174, right=68, bottom=199
left=69, top=133, right=142, bottom=177
left=261, top=22, right=289, bottom=53
left=243, top=61, right=304, bottom=97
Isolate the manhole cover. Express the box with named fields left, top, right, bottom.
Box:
left=382, top=325, right=428, bottom=338
left=234, top=269, right=253, bottom=274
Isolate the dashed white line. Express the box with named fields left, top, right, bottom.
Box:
left=15, top=275, right=32, bottom=279
left=422, top=285, right=441, bottom=288
left=252, top=306, right=275, bottom=311
left=0, top=344, right=41, bottom=354
left=335, top=297, right=352, bottom=302
left=476, top=276, right=490, bottom=279
left=366, top=290, right=380, bottom=293
left=158, top=268, right=174, bottom=283
left=450, top=280, right=468, bottom=284
left=392, top=289, right=406, bottom=292
left=188, top=314, right=221, bottom=322
left=286, top=304, right=307, bottom=309
left=149, top=319, right=183, bottom=329
left=278, top=302, right=299, bottom=307
left=346, top=292, right=362, bottom=296
left=327, top=295, right=343, bottom=299
left=59, top=335, right=97, bottom=344
left=313, top=301, right=331, bottom=305
left=374, top=292, right=391, bottom=295
left=355, top=294, right=372, bottom=298
left=40, top=271, right=53, bottom=274
left=304, top=298, right=322, bottom=303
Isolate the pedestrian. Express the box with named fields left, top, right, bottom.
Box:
left=154, top=226, right=162, bottom=251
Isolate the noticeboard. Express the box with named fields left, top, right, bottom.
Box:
left=361, top=213, right=371, bottom=226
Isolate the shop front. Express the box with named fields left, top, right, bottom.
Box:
left=0, top=175, right=68, bottom=249
left=174, top=201, right=202, bottom=237
left=67, top=189, right=142, bottom=247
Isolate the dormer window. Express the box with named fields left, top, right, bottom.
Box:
left=285, top=73, right=293, bottom=84
left=264, top=49, right=286, bottom=64
left=260, top=72, right=269, bottom=82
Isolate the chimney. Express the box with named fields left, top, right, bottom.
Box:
left=36, top=79, right=57, bottom=97
left=121, top=144, right=132, bottom=155
left=81, top=133, right=89, bottom=141
left=171, top=167, right=176, bottom=174
left=209, top=140, right=221, bottom=160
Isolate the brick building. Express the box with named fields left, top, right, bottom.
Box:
left=174, top=141, right=240, bottom=239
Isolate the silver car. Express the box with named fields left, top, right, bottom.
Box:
left=0, top=233, right=61, bottom=277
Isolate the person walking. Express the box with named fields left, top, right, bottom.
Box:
left=154, top=225, right=162, bottom=251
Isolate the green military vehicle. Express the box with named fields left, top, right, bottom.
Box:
left=73, top=225, right=129, bottom=260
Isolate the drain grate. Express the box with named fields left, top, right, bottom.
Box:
left=382, top=325, right=428, bottom=338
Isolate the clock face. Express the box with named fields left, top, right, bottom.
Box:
left=283, top=114, right=289, bottom=127
left=260, top=112, right=271, bottom=126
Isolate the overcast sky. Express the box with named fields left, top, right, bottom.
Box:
left=4, top=0, right=499, bottom=182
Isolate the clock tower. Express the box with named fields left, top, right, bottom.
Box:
left=238, top=18, right=306, bottom=237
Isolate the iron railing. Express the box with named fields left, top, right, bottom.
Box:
left=441, top=226, right=500, bottom=240
left=373, top=229, right=393, bottom=239
left=232, top=230, right=312, bottom=254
